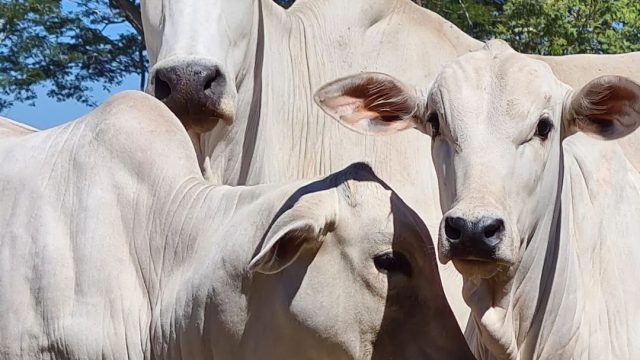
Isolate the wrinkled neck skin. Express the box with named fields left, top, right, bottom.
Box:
left=138, top=178, right=311, bottom=359
left=198, top=0, right=478, bottom=214
left=466, top=136, right=640, bottom=360
left=201, top=0, right=478, bottom=185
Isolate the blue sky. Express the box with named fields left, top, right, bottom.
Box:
left=0, top=1, right=142, bottom=130
left=2, top=75, right=142, bottom=130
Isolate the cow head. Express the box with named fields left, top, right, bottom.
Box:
left=246, top=164, right=473, bottom=359
left=314, top=40, right=640, bottom=282
left=141, top=0, right=256, bottom=131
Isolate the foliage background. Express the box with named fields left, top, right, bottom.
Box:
left=417, top=0, right=640, bottom=55
left=0, top=0, right=638, bottom=113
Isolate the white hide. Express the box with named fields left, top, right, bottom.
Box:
left=0, top=116, right=36, bottom=139
left=141, top=0, right=482, bottom=328
left=0, top=91, right=473, bottom=360
left=427, top=42, right=640, bottom=360
left=315, top=41, right=640, bottom=359
left=140, top=1, right=640, bottom=330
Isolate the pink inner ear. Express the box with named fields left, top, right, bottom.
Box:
left=573, top=76, right=640, bottom=138
left=341, top=110, right=381, bottom=126
left=321, top=95, right=366, bottom=117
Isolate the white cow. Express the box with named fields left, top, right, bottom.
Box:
left=141, top=0, right=481, bottom=328
left=0, top=116, right=36, bottom=139
left=0, top=91, right=474, bottom=359
left=314, top=40, right=640, bottom=359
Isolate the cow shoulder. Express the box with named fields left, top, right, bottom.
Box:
left=84, top=91, right=202, bottom=178
left=0, top=116, right=37, bottom=140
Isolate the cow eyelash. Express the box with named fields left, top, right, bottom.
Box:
left=535, top=117, right=554, bottom=140
left=426, top=112, right=440, bottom=136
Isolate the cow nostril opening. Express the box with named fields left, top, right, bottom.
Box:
left=203, top=68, right=220, bottom=92
left=444, top=217, right=462, bottom=240
left=204, top=78, right=214, bottom=92
left=155, top=76, right=171, bottom=101
left=483, top=219, right=504, bottom=238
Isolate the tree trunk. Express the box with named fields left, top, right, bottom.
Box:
left=109, top=0, right=144, bottom=38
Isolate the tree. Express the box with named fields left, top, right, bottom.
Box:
left=1, top=0, right=639, bottom=112
left=418, top=0, right=504, bottom=42
left=417, top=0, right=640, bottom=55
left=0, top=0, right=144, bottom=111
left=494, top=0, right=640, bottom=55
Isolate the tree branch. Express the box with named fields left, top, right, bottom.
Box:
left=138, top=43, right=146, bottom=90
left=109, top=0, right=144, bottom=38
left=457, top=0, right=473, bottom=28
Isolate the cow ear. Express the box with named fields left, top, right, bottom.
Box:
left=314, top=72, right=423, bottom=135
left=249, top=219, right=323, bottom=275
left=565, top=75, right=640, bottom=140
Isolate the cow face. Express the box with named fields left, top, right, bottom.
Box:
left=314, top=40, right=640, bottom=282
left=248, top=166, right=472, bottom=359
left=425, top=42, right=569, bottom=278
left=141, top=0, right=255, bottom=131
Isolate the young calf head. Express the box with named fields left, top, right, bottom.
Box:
left=314, top=41, right=640, bottom=281
left=246, top=164, right=473, bottom=359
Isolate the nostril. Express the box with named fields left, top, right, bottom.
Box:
left=155, top=75, right=171, bottom=101
left=483, top=219, right=504, bottom=238
left=444, top=217, right=462, bottom=240
left=203, top=68, right=220, bottom=91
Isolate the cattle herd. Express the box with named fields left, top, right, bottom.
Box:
left=1, top=1, right=639, bottom=359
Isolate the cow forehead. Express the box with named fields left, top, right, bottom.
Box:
left=339, top=181, right=393, bottom=221
left=431, top=45, right=563, bottom=131
left=337, top=180, right=432, bottom=251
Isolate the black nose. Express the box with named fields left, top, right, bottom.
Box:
left=153, top=63, right=227, bottom=120
left=444, top=216, right=504, bottom=260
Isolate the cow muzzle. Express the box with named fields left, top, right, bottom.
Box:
left=438, top=206, right=517, bottom=277
left=148, top=57, right=236, bottom=132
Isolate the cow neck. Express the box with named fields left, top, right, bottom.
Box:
left=202, top=0, right=475, bottom=185
left=465, top=147, right=570, bottom=360
left=149, top=179, right=300, bottom=358
left=141, top=177, right=216, bottom=302
left=526, top=138, right=640, bottom=359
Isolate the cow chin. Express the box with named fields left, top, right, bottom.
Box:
left=451, top=259, right=507, bottom=280
left=438, top=235, right=518, bottom=280
left=178, top=94, right=236, bottom=133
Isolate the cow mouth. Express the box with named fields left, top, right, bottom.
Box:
left=451, top=258, right=510, bottom=279
left=175, top=110, right=232, bottom=133
left=161, top=89, right=236, bottom=133
left=453, top=256, right=495, bottom=263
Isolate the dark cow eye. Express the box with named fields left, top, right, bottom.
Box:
left=426, top=112, right=440, bottom=136
left=535, top=117, right=554, bottom=140
left=374, top=251, right=412, bottom=277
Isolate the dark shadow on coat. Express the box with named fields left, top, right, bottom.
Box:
left=238, top=0, right=265, bottom=184
left=242, top=162, right=475, bottom=359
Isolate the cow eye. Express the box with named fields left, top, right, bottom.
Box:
left=535, top=117, right=553, bottom=140
left=426, top=112, right=440, bottom=136
left=374, top=251, right=412, bottom=277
